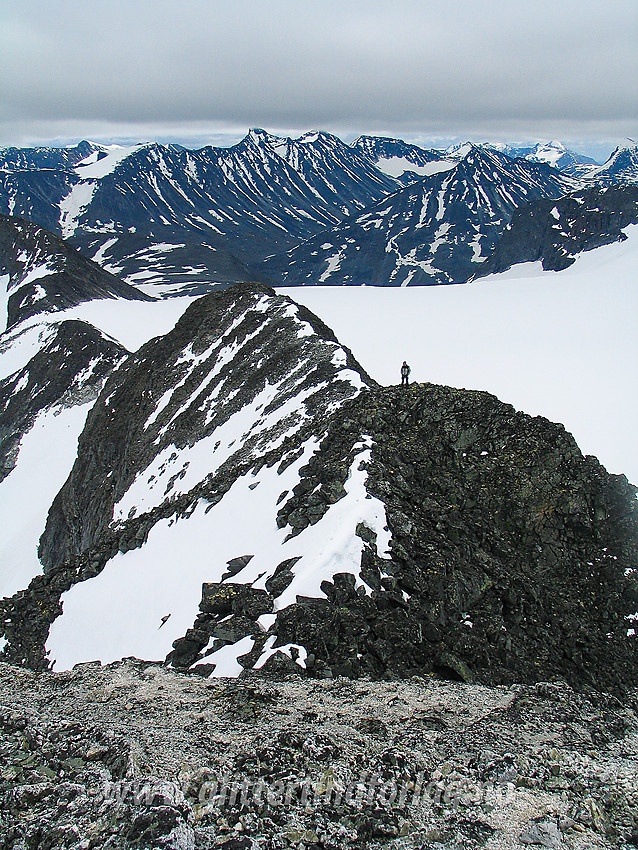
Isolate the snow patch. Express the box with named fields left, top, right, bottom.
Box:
left=92, top=238, right=118, bottom=266
left=75, top=144, right=143, bottom=179
left=0, top=402, right=94, bottom=600
left=59, top=181, right=96, bottom=238
left=254, top=636, right=307, bottom=669
left=319, top=250, right=343, bottom=283
left=203, top=636, right=255, bottom=677
left=21, top=263, right=56, bottom=287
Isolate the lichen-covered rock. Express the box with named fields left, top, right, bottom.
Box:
left=0, top=660, right=636, bottom=849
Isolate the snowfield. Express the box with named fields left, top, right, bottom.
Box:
left=281, top=225, right=638, bottom=486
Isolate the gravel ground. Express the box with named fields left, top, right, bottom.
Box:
left=1, top=660, right=637, bottom=849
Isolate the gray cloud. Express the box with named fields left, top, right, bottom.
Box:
left=1, top=0, right=637, bottom=149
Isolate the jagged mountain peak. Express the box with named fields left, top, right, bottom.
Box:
left=38, top=281, right=370, bottom=573
left=583, top=143, right=638, bottom=185
left=297, top=130, right=334, bottom=146
left=445, top=140, right=475, bottom=159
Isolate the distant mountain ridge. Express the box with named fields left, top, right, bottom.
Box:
left=0, top=130, right=399, bottom=292
left=0, top=132, right=636, bottom=290
left=263, top=145, right=575, bottom=286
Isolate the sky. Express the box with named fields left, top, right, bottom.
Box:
left=1, top=0, right=637, bottom=160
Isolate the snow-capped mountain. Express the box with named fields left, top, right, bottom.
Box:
left=0, top=222, right=635, bottom=689
left=263, top=146, right=575, bottom=286
left=492, top=141, right=599, bottom=176
left=351, top=135, right=455, bottom=184
left=0, top=131, right=399, bottom=292
left=580, top=143, right=638, bottom=186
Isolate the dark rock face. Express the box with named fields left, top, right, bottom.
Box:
left=0, top=214, right=150, bottom=329
left=477, top=184, right=638, bottom=276
left=269, top=385, right=638, bottom=692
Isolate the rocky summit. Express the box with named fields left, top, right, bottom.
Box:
left=0, top=280, right=635, bottom=698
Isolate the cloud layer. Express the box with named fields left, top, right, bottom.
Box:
left=1, top=0, right=637, bottom=148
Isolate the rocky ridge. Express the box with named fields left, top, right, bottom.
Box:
left=0, top=281, right=635, bottom=696
left=0, top=659, right=637, bottom=849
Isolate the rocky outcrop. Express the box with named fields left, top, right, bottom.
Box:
left=477, top=185, right=638, bottom=275
left=265, top=385, right=638, bottom=692
left=0, top=282, right=368, bottom=669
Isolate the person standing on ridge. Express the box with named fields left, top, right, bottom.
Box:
left=401, top=361, right=411, bottom=386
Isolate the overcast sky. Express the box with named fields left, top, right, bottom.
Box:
left=1, top=0, right=637, bottom=158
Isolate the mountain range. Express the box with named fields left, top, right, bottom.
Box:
left=1, top=131, right=637, bottom=291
